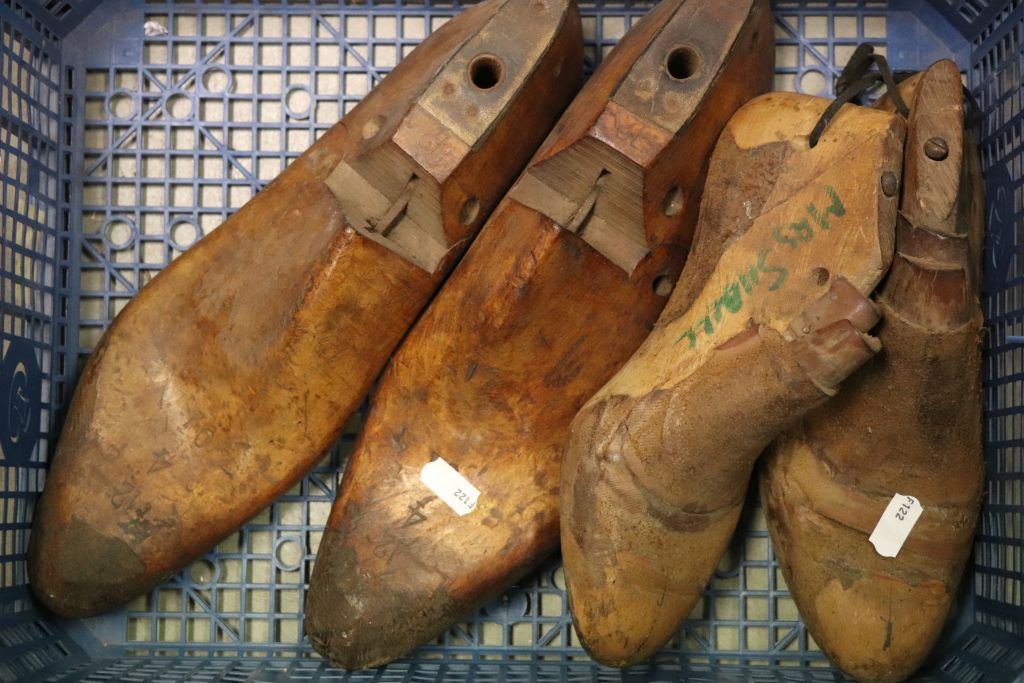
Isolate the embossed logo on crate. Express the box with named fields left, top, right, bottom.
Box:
left=1, top=339, right=40, bottom=464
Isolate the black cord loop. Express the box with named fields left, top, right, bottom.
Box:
left=809, top=44, right=909, bottom=148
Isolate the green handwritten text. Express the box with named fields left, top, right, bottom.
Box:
left=674, top=185, right=846, bottom=348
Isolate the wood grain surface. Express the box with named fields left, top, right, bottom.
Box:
left=560, top=92, right=906, bottom=666
left=761, top=60, right=985, bottom=683
left=29, top=0, right=583, bottom=618
left=304, top=0, right=775, bottom=669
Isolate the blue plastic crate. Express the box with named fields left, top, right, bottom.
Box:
left=0, top=0, right=1021, bottom=681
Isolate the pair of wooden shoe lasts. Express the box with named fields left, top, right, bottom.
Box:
left=562, top=52, right=984, bottom=682
left=29, top=0, right=772, bottom=659
left=27, top=0, right=981, bottom=680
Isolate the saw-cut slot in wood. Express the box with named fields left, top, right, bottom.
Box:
left=567, top=170, right=610, bottom=235
left=325, top=147, right=448, bottom=273
left=508, top=138, right=650, bottom=274
left=368, top=175, right=418, bottom=238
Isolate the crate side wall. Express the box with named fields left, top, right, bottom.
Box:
left=0, top=3, right=86, bottom=682
left=970, top=0, right=1024, bottom=643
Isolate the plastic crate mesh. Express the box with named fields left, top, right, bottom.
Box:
left=972, top=0, right=1024, bottom=640
left=0, top=1, right=1019, bottom=682
left=0, top=0, right=61, bottom=614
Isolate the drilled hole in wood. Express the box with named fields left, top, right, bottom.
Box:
left=653, top=274, right=674, bottom=297
left=469, top=55, right=504, bottom=90
left=666, top=46, right=700, bottom=81
left=662, top=185, right=684, bottom=217
left=812, top=267, right=830, bottom=286
left=460, top=197, right=481, bottom=225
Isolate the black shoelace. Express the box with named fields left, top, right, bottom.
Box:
left=811, top=44, right=984, bottom=146
left=809, top=44, right=909, bottom=148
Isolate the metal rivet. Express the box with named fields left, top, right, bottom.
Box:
left=881, top=172, right=899, bottom=197
left=924, top=137, right=949, bottom=161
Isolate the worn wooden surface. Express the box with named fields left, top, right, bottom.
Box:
left=761, top=61, right=985, bottom=683
left=560, top=92, right=906, bottom=667
left=29, top=0, right=583, bottom=618
left=304, top=0, right=774, bottom=669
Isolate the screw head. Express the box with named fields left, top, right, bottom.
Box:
left=881, top=172, right=899, bottom=197
left=924, top=137, right=949, bottom=161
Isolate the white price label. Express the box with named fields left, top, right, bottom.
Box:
left=420, top=457, right=480, bottom=517
left=869, top=494, right=924, bottom=558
